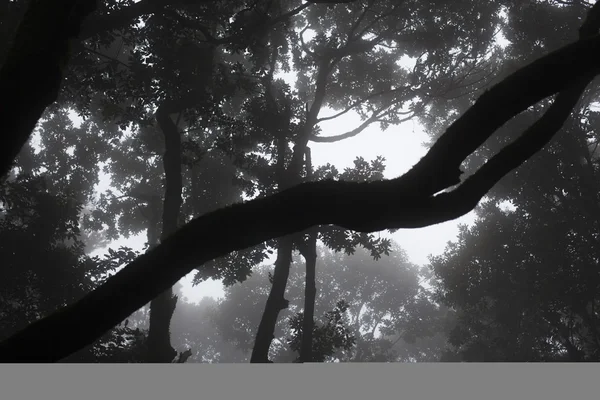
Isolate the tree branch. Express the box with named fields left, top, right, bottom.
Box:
left=398, top=33, right=600, bottom=196
left=311, top=107, right=414, bottom=143
left=0, top=0, right=100, bottom=178
left=315, top=86, right=411, bottom=124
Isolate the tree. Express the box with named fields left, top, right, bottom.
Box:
left=0, top=0, right=360, bottom=176
left=2, top=0, right=600, bottom=363
left=208, top=244, right=446, bottom=362
left=29, top=0, right=505, bottom=363
left=0, top=170, right=144, bottom=362
left=217, top=0, right=530, bottom=362
left=431, top=102, right=600, bottom=361
left=429, top=0, right=600, bottom=362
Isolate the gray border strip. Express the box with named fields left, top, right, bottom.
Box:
left=1, top=363, right=598, bottom=400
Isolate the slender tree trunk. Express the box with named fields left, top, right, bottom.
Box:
left=146, top=105, right=183, bottom=363
left=299, top=232, right=317, bottom=362
left=250, top=140, right=315, bottom=362
left=298, top=147, right=318, bottom=362
left=253, top=58, right=333, bottom=362
left=146, top=289, right=177, bottom=362
left=251, top=236, right=295, bottom=362
left=351, top=304, right=365, bottom=361
left=250, top=69, right=301, bottom=362
left=146, top=201, right=178, bottom=363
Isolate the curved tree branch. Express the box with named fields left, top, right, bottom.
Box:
left=311, top=109, right=415, bottom=143
left=314, top=86, right=411, bottom=124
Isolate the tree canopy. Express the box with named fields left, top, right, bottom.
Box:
left=1, top=0, right=600, bottom=363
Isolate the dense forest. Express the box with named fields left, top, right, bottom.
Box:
left=1, top=0, right=600, bottom=363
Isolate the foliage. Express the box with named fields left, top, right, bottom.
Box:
left=0, top=171, right=143, bottom=360
left=206, top=244, right=449, bottom=362
left=288, top=300, right=356, bottom=362
left=3, top=0, right=598, bottom=363
left=428, top=0, right=600, bottom=362
left=431, top=117, right=600, bottom=360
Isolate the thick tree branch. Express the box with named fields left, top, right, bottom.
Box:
left=397, top=33, right=600, bottom=196
left=451, top=0, right=600, bottom=207
left=0, top=0, right=100, bottom=178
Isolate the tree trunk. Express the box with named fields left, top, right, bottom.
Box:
left=299, top=232, right=318, bottom=362
left=145, top=104, right=184, bottom=363
left=250, top=236, right=295, bottom=362
left=0, top=0, right=99, bottom=177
